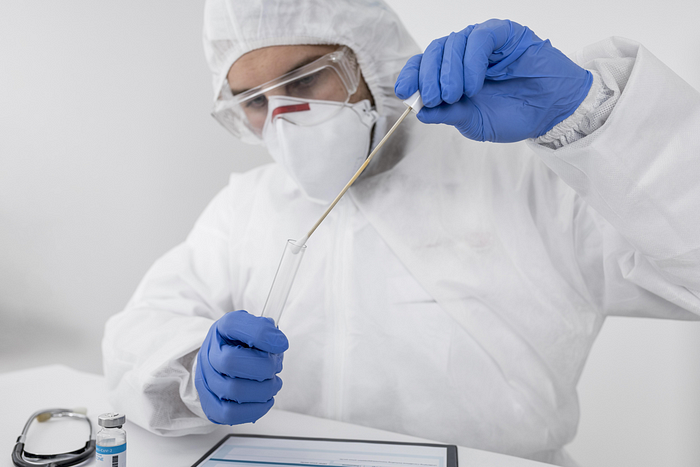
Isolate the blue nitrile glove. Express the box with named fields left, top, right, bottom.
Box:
left=394, top=19, right=593, bottom=143
left=195, top=310, right=289, bottom=425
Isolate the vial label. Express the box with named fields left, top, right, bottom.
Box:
left=96, top=443, right=126, bottom=466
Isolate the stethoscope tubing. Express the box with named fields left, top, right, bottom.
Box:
left=13, top=409, right=96, bottom=467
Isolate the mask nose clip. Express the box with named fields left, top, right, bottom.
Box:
left=271, top=103, right=311, bottom=122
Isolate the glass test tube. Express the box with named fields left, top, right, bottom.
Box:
left=261, top=239, right=307, bottom=326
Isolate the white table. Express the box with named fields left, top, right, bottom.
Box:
left=0, top=365, right=548, bottom=466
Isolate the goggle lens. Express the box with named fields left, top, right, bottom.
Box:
left=212, top=47, right=360, bottom=142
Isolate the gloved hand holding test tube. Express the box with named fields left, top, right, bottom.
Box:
left=261, top=91, right=424, bottom=326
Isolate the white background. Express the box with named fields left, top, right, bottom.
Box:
left=1, top=1, right=699, bottom=466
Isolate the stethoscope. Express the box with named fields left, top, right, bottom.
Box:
left=12, top=408, right=95, bottom=467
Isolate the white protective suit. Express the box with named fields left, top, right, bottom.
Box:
left=102, top=1, right=700, bottom=466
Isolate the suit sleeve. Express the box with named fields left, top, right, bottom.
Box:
left=528, top=37, right=700, bottom=318
left=102, top=183, right=235, bottom=436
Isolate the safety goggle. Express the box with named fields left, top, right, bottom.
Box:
left=212, top=46, right=361, bottom=143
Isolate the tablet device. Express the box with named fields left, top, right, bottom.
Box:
left=191, top=433, right=458, bottom=467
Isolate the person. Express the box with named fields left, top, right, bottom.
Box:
left=102, top=0, right=700, bottom=466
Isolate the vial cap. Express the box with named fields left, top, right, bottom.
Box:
left=98, top=412, right=126, bottom=428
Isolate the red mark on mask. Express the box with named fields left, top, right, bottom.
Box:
left=271, top=103, right=311, bottom=120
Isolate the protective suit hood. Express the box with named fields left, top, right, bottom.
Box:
left=202, top=0, right=421, bottom=125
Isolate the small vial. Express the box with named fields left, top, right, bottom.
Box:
left=96, top=413, right=126, bottom=467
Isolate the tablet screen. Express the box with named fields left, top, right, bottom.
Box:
left=191, top=434, right=458, bottom=467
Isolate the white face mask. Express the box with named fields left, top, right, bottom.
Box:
left=262, top=96, right=379, bottom=204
